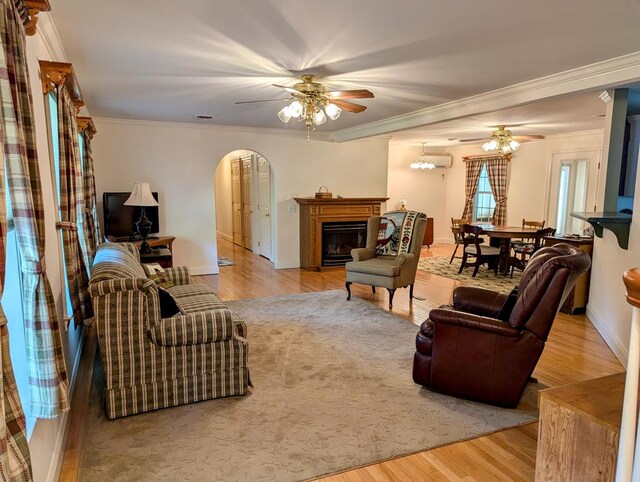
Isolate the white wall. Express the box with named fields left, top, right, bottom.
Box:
left=21, top=14, right=85, bottom=482
left=92, top=119, right=390, bottom=271
left=387, top=144, right=449, bottom=242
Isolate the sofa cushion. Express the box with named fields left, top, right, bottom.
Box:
left=166, top=284, right=226, bottom=314
left=344, top=257, right=401, bottom=277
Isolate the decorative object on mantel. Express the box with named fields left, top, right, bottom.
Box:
left=398, top=198, right=408, bottom=211
left=410, top=142, right=436, bottom=170
left=124, top=182, right=159, bottom=254
left=315, top=186, right=332, bottom=199
left=235, top=74, right=374, bottom=141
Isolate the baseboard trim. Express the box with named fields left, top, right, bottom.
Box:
left=217, top=231, right=233, bottom=243
left=46, top=328, right=85, bottom=482
left=57, top=326, right=99, bottom=482
left=586, top=304, right=628, bottom=367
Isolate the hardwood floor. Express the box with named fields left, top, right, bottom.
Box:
left=60, top=238, right=623, bottom=481
left=209, top=238, right=622, bottom=482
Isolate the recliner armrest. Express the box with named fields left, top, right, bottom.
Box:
left=147, top=308, right=235, bottom=346
left=452, top=286, right=508, bottom=317
left=351, top=247, right=375, bottom=262
left=429, top=308, right=521, bottom=337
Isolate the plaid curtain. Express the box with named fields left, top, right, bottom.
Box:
left=57, top=88, right=91, bottom=327
left=461, top=159, right=483, bottom=220
left=1, top=2, right=70, bottom=476
left=79, top=130, right=100, bottom=272
left=486, top=157, right=509, bottom=225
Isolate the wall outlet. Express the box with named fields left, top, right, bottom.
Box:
left=288, top=204, right=297, bottom=214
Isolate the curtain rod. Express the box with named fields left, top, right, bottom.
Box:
left=462, top=153, right=512, bottom=162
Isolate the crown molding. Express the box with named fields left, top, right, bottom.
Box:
left=35, top=11, right=68, bottom=61
left=544, top=128, right=604, bottom=140
left=92, top=116, right=357, bottom=143
left=330, top=51, right=640, bottom=142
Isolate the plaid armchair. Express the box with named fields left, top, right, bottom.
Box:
left=89, top=243, right=249, bottom=419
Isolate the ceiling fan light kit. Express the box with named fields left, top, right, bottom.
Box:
left=481, top=126, right=521, bottom=154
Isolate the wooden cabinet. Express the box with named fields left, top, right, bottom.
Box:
left=536, top=373, right=628, bottom=481
left=544, top=236, right=593, bottom=314
left=423, top=217, right=434, bottom=247
left=294, top=197, right=388, bottom=271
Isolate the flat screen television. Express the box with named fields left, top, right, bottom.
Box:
left=103, top=192, right=160, bottom=239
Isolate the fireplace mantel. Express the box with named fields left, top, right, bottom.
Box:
left=294, top=197, right=389, bottom=271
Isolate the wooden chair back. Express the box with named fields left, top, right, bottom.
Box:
left=521, top=219, right=545, bottom=244
left=533, top=227, right=556, bottom=252
left=460, top=224, right=484, bottom=252
left=451, top=218, right=470, bottom=244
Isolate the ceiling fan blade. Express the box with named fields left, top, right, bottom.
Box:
left=513, top=134, right=545, bottom=140
left=235, top=98, right=290, bottom=105
left=272, top=84, right=301, bottom=95
left=458, top=138, right=487, bottom=143
left=327, top=89, right=374, bottom=99
left=332, top=99, right=367, bottom=113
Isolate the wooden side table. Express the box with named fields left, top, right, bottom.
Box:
left=543, top=235, right=593, bottom=314
left=140, top=248, right=173, bottom=268
left=422, top=217, right=434, bottom=247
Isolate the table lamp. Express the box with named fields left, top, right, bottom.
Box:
left=124, top=182, right=158, bottom=254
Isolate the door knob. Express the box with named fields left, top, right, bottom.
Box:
left=265, top=213, right=270, bottom=218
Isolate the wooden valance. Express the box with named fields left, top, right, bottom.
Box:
left=77, top=117, right=97, bottom=139
left=39, top=60, right=84, bottom=110
left=462, top=153, right=512, bottom=162
left=24, top=0, right=50, bottom=36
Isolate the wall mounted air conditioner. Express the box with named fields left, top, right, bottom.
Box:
left=423, top=155, right=452, bottom=168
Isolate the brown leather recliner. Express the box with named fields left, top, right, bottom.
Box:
left=412, top=243, right=591, bottom=407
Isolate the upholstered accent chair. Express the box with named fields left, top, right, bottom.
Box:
left=345, top=211, right=426, bottom=309
left=413, top=244, right=590, bottom=407
left=89, top=243, right=249, bottom=419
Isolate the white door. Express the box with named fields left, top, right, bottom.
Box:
left=257, top=156, right=272, bottom=259
left=231, top=159, right=243, bottom=246
left=241, top=155, right=253, bottom=250
left=546, top=149, right=601, bottom=236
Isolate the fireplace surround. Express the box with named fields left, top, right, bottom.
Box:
left=294, top=197, right=389, bottom=271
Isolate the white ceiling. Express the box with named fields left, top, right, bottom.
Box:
left=50, top=0, right=640, bottom=137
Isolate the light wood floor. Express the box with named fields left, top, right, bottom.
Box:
left=60, top=238, right=623, bottom=481
left=208, top=238, right=623, bottom=482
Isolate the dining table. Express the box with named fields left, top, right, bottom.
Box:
left=473, top=223, right=540, bottom=276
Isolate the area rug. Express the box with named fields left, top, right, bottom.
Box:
left=79, top=290, right=539, bottom=481
left=217, top=256, right=235, bottom=266
left=418, top=255, right=521, bottom=293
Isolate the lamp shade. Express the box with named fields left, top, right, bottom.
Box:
left=124, top=182, right=158, bottom=207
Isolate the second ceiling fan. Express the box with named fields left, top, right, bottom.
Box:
left=459, top=125, right=545, bottom=154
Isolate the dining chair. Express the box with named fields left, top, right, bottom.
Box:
left=512, top=219, right=546, bottom=251
left=510, top=226, right=556, bottom=278
left=458, top=224, right=501, bottom=277
left=449, top=217, right=470, bottom=264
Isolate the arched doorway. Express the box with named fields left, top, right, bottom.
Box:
left=214, top=149, right=275, bottom=261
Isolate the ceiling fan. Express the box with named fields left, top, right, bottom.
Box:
left=235, top=75, right=374, bottom=139
left=459, top=125, right=545, bottom=154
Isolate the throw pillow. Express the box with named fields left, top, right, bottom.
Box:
left=497, top=286, right=519, bottom=321
left=158, top=287, right=181, bottom=318
left=147, top=271, right=174, bottom=289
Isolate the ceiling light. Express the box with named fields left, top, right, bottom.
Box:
left=410, top=142, right=436, bottom=170
left=312, top=107, right=327, bottom=125
left=325, top=103, right=342, bottom=120
left=289, top=100, right=303, bottom=118
left=278, top=105, right=292, bottom=122
left=482, top=126, right=520, bottom=154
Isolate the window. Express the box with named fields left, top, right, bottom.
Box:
left=47, top=91, right=73, bottom=320
left=1, top=176, right=35, bottom=435
left=474, top=163, right=496, bottom=222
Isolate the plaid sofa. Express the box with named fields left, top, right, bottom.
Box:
left=89, top=243, right=249, bottom=419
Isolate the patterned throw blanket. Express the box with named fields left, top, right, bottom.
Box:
left=375, top=210, right=426, bottom=256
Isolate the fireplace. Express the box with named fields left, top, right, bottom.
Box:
left=322, top=221, right=367, bottom=267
